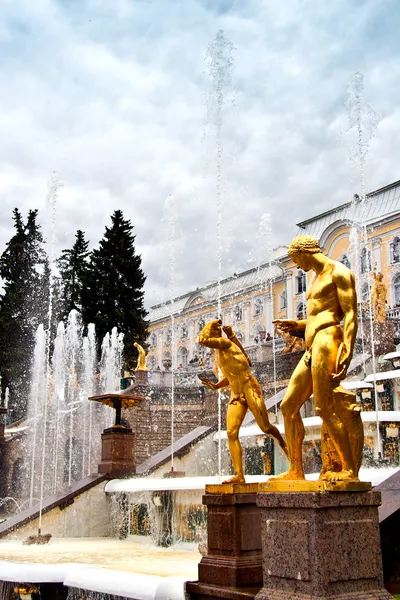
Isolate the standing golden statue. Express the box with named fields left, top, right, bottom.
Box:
left=134, top=342, right=148, bottom=371
left=273, top=235, right=364, bottom=482
left=371, top=271, right=387, bottom=323
left=198, top=320, right=288, bottom=484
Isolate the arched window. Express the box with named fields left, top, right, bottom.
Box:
left=391, top=237, right=400, bottom=264
left=340, top=254, right=351, bottom=269
left=394, top=274, right=400, bottom=307
left=149, top=333, right=157, bottom=348
left=166, top=328, right=172, bottom=344
left=181, top=323, right=188, bottom=338
left=295, top=270, right=307, bottom=295
left=360, top=248, right=371, bottom=274
left=234, top=305, right=243, bottom=321
left=296, top=302, right=306, bottom=320
left=178, top=346, right=188, bottom=369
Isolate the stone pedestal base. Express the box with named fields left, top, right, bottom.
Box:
left=186, top=490, right=262, bottom=600
left=255, top=490, right=392, bottom=600
left=98, top=427, right=135, bottom=476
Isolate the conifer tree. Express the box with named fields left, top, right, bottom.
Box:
left=81, top=210, right=148, bottom=371
left=57, top=229, right=90, bottom=319
left=0, top=209, right=46, bottom=420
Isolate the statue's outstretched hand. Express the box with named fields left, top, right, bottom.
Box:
left=222, top=325, right=234, bottom=338
left=198, top=377, right=217, bottom=390
left=273, top=319, right=298, bottom=332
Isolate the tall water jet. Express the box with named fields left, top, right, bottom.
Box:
left=163, top=194, right=178, bottom=470
left=257, top=214, right=278, bottom=415
left=38, top=171, right=63, bottom=533
left=343, top=72, right=382, bottom=456
left=205, top=30, right=235, bottom=479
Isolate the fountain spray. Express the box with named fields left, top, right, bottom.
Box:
left=205, top=30, right=235, bottom=479
left=36, top=171, right=63, bottom=540
left=344, top=72, right=381, bottom=456
left=164, top=195, right=177, bottom=471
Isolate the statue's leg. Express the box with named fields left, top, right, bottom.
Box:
left=245, top=378, right=288, bottom=456
left=271, top=358, right=313, bottom=480
left=312, top=329, right=357, bottom=481
left=224, top=398, right=248, bottom=484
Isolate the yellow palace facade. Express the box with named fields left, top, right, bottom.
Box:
left=146, top=178, right=400, bottom=369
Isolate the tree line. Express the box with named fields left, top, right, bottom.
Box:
left=0, top=208, right=148, bottom=422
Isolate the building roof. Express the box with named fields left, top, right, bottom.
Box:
left=148, top=263, right=281, bottom=323
left=296, top=179, right=400, bottom=241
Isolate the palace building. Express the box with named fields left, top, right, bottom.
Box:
left=147, top=178, right=400, bottom=369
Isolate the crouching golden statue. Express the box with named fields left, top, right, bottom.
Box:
left=273, top=235, right=364, bottom=482
left=198, top=320, right=288, bottom=484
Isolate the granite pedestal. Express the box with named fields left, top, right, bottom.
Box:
left=185, top=487, right=263, bottom=600
left=255, top=490, right=392, bottom=600
left=98, top=427, right=135, bottom=476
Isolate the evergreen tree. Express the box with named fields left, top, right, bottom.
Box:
left=57, top=230, right=90, bottom=319
left=0, top=209, right=46, bottom=420
left=81, top=210, right=148, bottom=371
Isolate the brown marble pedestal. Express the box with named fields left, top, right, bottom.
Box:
left=185, top=487, right=262, bottom=600
left=255, top=490, right=392, bottom=600
left=98, top=427, right=135, bottom=476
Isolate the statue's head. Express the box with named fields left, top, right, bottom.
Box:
left=209, top=319, right=223, bottom=337
left=288, top=235, right=321, bottom=271
left=376, top=272, right=383, bottom=281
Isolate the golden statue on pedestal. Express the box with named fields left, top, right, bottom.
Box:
left=198, top=320, right=288, bottom=484
left=134, top=342, right=148, bottom=371
left=273, top=235, right=364, bottom=483
left=371, top=271, right=387, bottom=323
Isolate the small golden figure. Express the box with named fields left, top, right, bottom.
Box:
left=198, top=320, right=288, bottom=484
left=371, top=271, right=387, bottom=323
left=273, top=235, right=364, bottom=482
left=134, top=342, right=148, bottom=371
left=276, top=325, right=304, bottom=353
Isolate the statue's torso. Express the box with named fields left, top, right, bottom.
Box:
left=305, top=262, right=343, bottom=348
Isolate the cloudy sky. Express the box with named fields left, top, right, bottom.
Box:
left=0, top=0, right=399, bottom=308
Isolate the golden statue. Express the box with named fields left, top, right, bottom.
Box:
left=273, top=235, right=364, bottom=482
left=371, top=271, right=387, bottom=323
left=276, top=324, right=304, bottom=353
left=134, top=342, right=148, bottom=371
left=198, top=320, right=288, bottom=484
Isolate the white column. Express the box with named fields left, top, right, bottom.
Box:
left=371, top=237, right=382, bottom=272
left=157, top=330, right=163, bottom=367
left=188, top=320, right=194, bottom=360
left=265, top=295, right=273, bottom=334
left=286, top=272, right=294, bottom=319
left=244, top=304, right=250, bottom=346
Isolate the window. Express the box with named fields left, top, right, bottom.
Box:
left=360, top=248, right=371, bottom=274
left=234, top=305, right=243, bottom=321
left=149, top=333, right=157, bottom=348
left=197, top=319, right=205, bottom=334
left=296, top=302, right=306, bottom=320
left=361, top=282, right=369, bottom=302
left=166, top=328, right=172, bottom=344
left=394, top=275, right=400, bottom=307
left=181, top=324, right=188, bottom=338
left=253, top=299, right=263, bottom=317
left=391, top=237, right=400, bottom=264
left=279, top=291, right=287, bottom=310
left=295, top=270, right=307, bottom=295
left=340, top=254, right=351, bottom=269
